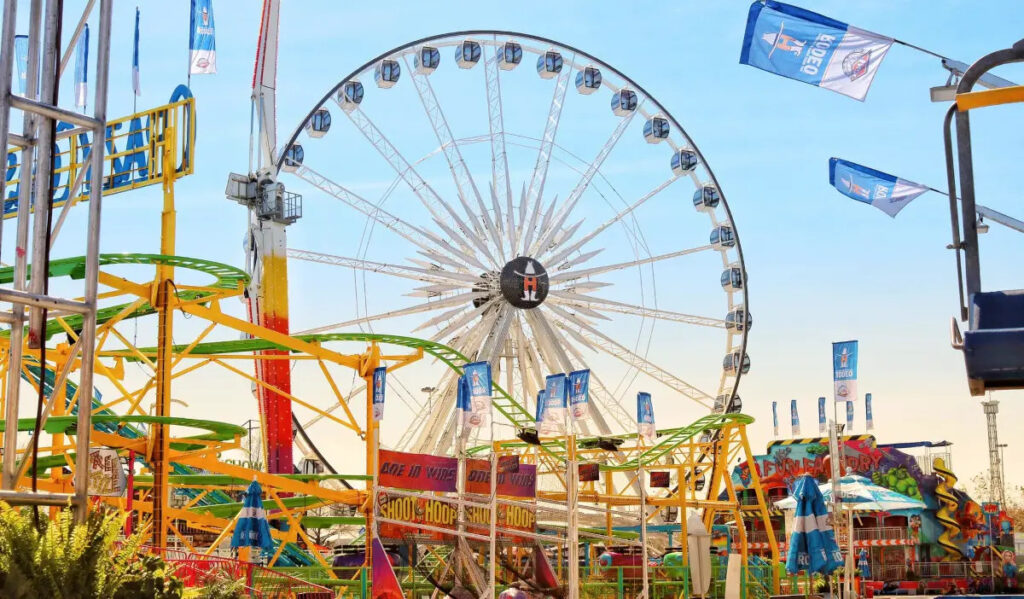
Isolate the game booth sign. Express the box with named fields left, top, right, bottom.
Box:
left=730, top=435, right=1017, bottom=585
left=376, top=449, right=538, bottom=542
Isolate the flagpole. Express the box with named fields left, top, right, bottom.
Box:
left=566, top=384, right=579, bottom=599
left=488, top=371, right=497, bottom=598
left=638, top=417, right=650, bottom=599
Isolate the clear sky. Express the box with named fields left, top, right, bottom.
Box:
left=6, top=1, right=1024, bottom=495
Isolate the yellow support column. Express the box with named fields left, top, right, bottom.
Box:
left=152, top=127, right=177, bottom=549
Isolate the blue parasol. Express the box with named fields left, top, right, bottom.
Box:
left=230, top=479, right=275, bottom=555
left=786, top=475, right=844, bottom=575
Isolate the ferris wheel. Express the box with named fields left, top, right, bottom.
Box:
left=276, top=31, right=750, bottom=455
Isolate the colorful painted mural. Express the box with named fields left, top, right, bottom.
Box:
left=731, top=435, right=1015, bottom=562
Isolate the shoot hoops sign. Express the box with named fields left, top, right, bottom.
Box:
left=833, top=340, right=858, bottom=402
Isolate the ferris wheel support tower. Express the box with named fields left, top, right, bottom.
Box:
left=226, top=0, right=300, bottom=474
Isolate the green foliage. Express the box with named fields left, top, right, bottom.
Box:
left=195, top=570, right=245, bottom=599
left=0, top=501, right=183, bottom=599
left=806, top=444, right=828, bottom=456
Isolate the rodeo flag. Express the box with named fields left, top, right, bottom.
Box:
left=637, top=392, right=656, bottom=443
left=739, top=1, right=893, bottom=101
left=371, top=366, right=386, bottom=421
left=790, top=399, right=800, bottom=436
left=132, top=7, right=141, bottom=96
left=818, top=396, right=826, bottom=434
left=865, top=392, right=874, bottom=430
left=568, top=369, right=590, bottom=422
left=833, top=340, right=859, bottom=402
left=14, top=35, right=28, bottom=95
left=830, top=158, right=930, bottom=217
left=457, top=375, right=484, bottom=429
left=772, top=400, right=779, bottom=437
left=535, top=389, right=546, bottom=424
left=846, top=399, right=855, bottom=432
left=463, top=361, right=492, bottom=426
left=540, top=374, right=567, bottom=435
left=189, top=0, right=217, bottom=74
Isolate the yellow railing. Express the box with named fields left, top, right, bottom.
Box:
left=3, top=97, right=196, bottom=218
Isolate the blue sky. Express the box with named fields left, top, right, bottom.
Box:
left=7, top=1, right=1024, bottom=492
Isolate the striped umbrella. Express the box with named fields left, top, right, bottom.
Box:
left=231, top=480, right=274, bottom=554
left=786, top=475, right=844, bottom=575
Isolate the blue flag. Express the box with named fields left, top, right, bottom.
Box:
left=791, top=399, right=800, bottom=436
left=829, top=158, right=930, bottom=217
left=568, top=369, right=590, bottom=422
left=74, top=24, right=89, bottom=108
left=14, top=35, right=28, bottom=95
left=818, top=396, right=826, bottom=434
left=637, top=392, right=655, bottom=442
left=189, top=0, right=217, bottom=74
left=132, top=7, right=141, bottom=96
left=371, top=366, right=386, bottom=421
left=463, top=361, right=492, bottom=427
left=535, top=389, right=546, bottom=424
left=740, top=1, right=893, bottom=101
left=833, top=340, right=858, bottom=402
left=865, top=393, right=874, bottom=430
left=846, top=399, right=854, bottom=432
left=541, top=374, right=567, bottom=435
left=772, top=400, right=779, bottom=437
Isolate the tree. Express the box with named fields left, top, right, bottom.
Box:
left=970, top=473, right=1024, bottom=526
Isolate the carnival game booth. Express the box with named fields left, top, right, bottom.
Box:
left=732, top=436, right=1019, bottom=596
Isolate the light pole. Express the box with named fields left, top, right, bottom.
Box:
left=998, top=443, right=1008, bottom=506
left=421, top=386, right=436, bottom=411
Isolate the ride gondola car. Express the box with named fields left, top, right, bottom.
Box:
left=304, top=108, right=331, bottom=138
left=375, top=59, right=400, bottom=88
left=611, top=89, right=638, bottom=116
left=414, top=45, right=440, bottom=74
left=576, top=66, right=601, bottom=94
left=537, top=50, right=563, bottom=79
left=693, top=185, right=720, bottom=212
left=721, top=267, right=744, bottom=291
left=336, top=80, right=363, bottom=112
left=282, top=144, right=304, bottom=172
left=671, top=149, right=698, bottom=175
left=722, top=352, right=750, bottom=375
left=725, top=308, right=751, bottom=332
left=498, top=41, right=522, bottom=70
left=710, top=225, right=736, bottom=249
left=643, top=117, right=670, bottom=143
left=456, top=40, right=482, bottom=68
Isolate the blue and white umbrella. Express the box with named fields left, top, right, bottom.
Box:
left=786, top=475, right=844, bottom=575
left=231, top=480, right=274, bottom=554
left=775, top=474, right=925, bottom=513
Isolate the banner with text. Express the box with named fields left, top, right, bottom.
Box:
left=833, top=340, right=859, bottom=402
left=465, top=459, right=537, bottom=498
left=377, top=449, right=458, bottom=493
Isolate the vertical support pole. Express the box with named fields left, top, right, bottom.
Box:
left=954, top=108, right=981, bottom=297
left=0, top=0, right=18, bottom=239
left=151, top=124, right=176, bottom=547
left=740, top=425, right=780, bottom=593
left=125, top=449, right=135, bottom=535
left=363, top=343, right=380, bottom=578
left=638, top=447, right=649, bottom=599
left=4, top=0, right=45, bottom=490
left=72, top=0, right=110, bottom=523
left=566, top=419, right=579, bottom=598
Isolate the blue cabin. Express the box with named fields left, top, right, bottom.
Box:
left=304, top=108, right=331, bottom=139
left=576, top=66, right=601, bottom=94
left=456, top=40, right=482, bottom=69
left=414, top=46, right=440, bottom=74
left=537, top=50, right=563, bottom=79
left=671, top=149, right=698, bottom=175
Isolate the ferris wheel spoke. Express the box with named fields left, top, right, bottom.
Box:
left=345, top=107, right=493, bottom=265
left=544, top=296, right=610, bottom=323
left=549, top=244, right=712, bottom=284
left=484, top=43, right=515, bottom=255
left=585, top=372, right=637, bottom=433
left=554, top=248, right=604, bottom=272
left=409, top=370, right=460, bottom=452
left=287, top=249, right=482, bottom=286
left=404, top=56, right=504, bottom=261
left=547, top=290, right=727, bottom=328
left=543, top=176, right=680, bottom=266
left=529, top=103, right=641, bottom=257
left=294, top=165, right=480, bottom=271
left=295, top=291, right=485, bottom=335
left=547, top=310, right=714, bottom=407
left=521, top=61, right=573, bottom=255
left=429, top=299, right=500, bottom=345
left=511, top=317, right=543, bottom=405
left=478, top=305, right=515, bottom=367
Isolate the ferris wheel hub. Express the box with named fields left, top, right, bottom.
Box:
left=499, top=256, right=549, bottom=309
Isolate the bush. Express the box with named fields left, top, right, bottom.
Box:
left=195, top=570, right=246, bottom=599
left=0, top=501, right=183, bottom=598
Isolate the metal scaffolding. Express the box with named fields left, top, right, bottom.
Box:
left=0, top=0, right=111, bottom=519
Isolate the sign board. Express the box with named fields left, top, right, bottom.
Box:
left=377, top=449, right=458, bottom=493
left=464, top=459, right=536, bottom=498
left=87, top=448, right=125, bottom=497
left=4, top=91, right=196, bottom=218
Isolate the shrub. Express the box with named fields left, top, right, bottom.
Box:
left=0, top=501, right=183, bottom=598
